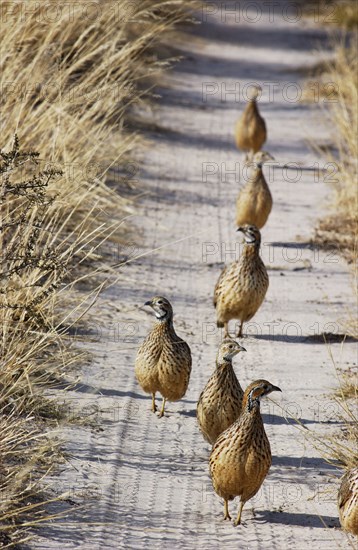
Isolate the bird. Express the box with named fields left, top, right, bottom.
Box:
left=236, top=151, right=274, bottom=229
left=235, top=86, right=267, bottom=161
left=209, top=379, right=282, bottom=525
left=135, top=296, right=192, bottom=417
left=197, top=339, right=246, bottom=445
left=214, top=224, right=269, bottom=338
left=338, top=467, right=358, bottom=535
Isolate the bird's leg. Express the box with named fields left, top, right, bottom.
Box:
left=151, top=393, right=157, bottom=413
left=224, top=322, right=230, bottom=338
left=158, top=397, right=167, bottom=418
left=234, top=501, right=244, bottom=526
left=244, top=151, right=253, bottom=165
left=223, top=500, right=231, bottom=520
left=237, top=320, right=243, bottom=338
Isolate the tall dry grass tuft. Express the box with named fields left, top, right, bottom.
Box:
left=0, top=1, right=196, bottom=545
left=303, top=3, right=358, bottom=267
left=317, top=39, right=358, bottom=534
left=0, top=412, right=62, bottom=547
left=314, top=26, right=358, bottom=532
left=301, top=4, right=358, bottom=533
left=306, top=352, right=357, bottom=472
left=0, top=0, right=197, bottom=221
left=315, top=41, right=358, bottom=266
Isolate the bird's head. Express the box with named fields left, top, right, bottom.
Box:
left=251, top=150, right=274, bottom=168
left=247, top=84, right=262, bottom=101
left=243, top=379, right=282, bottom=412
left=217, top=338, right=246, bottom=362
left=237, top=224, right=261, bottom=246
left=144, top=296, right=173, bottom=321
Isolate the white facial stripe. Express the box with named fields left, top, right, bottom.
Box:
left=245, top=235, right=256, bottom=243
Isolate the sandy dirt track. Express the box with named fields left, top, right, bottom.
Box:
left=34, top=2, right=356, bottom=549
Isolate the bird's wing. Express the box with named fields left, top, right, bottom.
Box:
left=214, top=261, right=240, bottom=307
left=338, top=472, right=351, bottom=509
left=213, top=265, right=229, bottom=307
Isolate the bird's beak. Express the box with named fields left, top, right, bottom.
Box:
left=144, top=300, right=152, bottom=307
left=271, top=385, right=282, bottom=392
left=237, top=226, right=244, bottom=233
left=239, top=345, right=246, bottom=352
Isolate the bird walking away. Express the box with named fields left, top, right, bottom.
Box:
left=197, top=339, right=246, bottom=445
left=135, top=296, right=192, bottom=417
left=214, top=224, right=269, bottom=338
left=209, top=379, right=282, bottom=525
left=338, top=467, right=358, bottom=535
left=235, top=86, right=267, bottom=161
left=236, top=151, right=274, bottom=229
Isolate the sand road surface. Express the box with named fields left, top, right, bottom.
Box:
left=35, top=2, right=356, bottom=549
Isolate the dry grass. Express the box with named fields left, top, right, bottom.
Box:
left=319, top=388, right=358, bottom=471
left=313, top=35, right=358, bottom=521
left=335, top=367, right=358, bottom=400
left=314, top=33, right=358, bottom=533
left=302, top=2, right=358, bottom=267
left=314, top=41, right=358, bottom=266
left=328, top=355, right=357, bottom=472
left=0, top=413, right=62, bottom=547
left=297, top=350, right=358, bottom=539
left=301, top=5, right=358, bottom=530
left=305, top=7, right=358, bottom=342
left=304, top=1, right=358, bottom=29
left=0, top=0, right=197, bottom=224
left=0, top=1, right=196, bottom=545
left=327, top=1, right=358, bottom=29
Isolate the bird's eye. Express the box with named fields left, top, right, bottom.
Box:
left=263, top=385, right=268, bottom=390
left=157, top=300, right=163, bottom=305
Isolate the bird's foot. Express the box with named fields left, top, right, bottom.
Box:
left=234, top=502, right=245, bottom=526
left=223, top=500, right=231, bottom=520
left=158, top=398, right=166, bottom=418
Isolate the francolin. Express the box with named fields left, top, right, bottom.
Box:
left=214, top=224, right=269, bottom=338
left=197, top=339, right=246, bottom=445
left=338, top=467, right=358, bottom=535
left=209, top=379, right=282, bottom=525
left=236, top=151, right=274, bottom=229
left=135, top=296, right=192, bottom=417
left=235, top=86, right=267, bottom=161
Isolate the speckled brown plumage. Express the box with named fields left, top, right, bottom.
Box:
left=236, top=151, right=274, bottom=229
left=214, top=225, right=269, bottom=338
left=197, top=339, right=245, bottom=444
left=135, top=296, right=192, bottom=417
left=235, top=88, right=267, bottom=160
left=338, top=467, right=358, bottom=535
left=209, top=379, right=281, bottom=525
